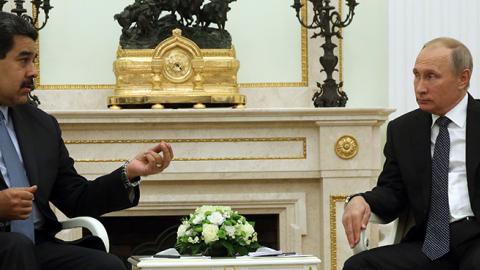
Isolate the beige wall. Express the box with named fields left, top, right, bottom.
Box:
left=343, top=0, right=388, bottom=108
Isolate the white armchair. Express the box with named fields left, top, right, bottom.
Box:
left=353, top=210, right=413, bottom=254
left=60, top=216, right=110, bottom=252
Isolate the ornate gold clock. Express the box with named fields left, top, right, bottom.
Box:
left=108, top=29, right=246, bottom=109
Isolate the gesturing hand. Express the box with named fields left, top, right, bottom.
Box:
left=126, top=142, right=173, bottom=180
left=0, top=185, right=37, bottom=220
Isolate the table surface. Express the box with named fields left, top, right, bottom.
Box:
left=129, top=255, right=321, bottom=269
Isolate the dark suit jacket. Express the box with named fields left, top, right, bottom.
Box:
left=363, top=95, right=480, bottom=241
left=0, top=104, right=139, bottom=238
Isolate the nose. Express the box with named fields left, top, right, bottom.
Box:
left=415, top=78, right=427, bottom=94
left=27, top=61, right=38, bottom=78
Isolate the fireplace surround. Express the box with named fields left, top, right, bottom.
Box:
left=51, top=108, right=392, bottom=270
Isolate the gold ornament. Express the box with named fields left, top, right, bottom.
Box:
left=108, top=29, right=245, bottom=109
left=335, top=135, right=358, bottom=160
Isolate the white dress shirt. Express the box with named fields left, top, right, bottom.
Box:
left=430, top=94, right=474, bottom=222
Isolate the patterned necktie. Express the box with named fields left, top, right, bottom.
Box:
left=422, top=116, right=451, bottom=260
left=0, top=112, right=35, bottom=242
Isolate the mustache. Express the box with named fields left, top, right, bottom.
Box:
left=21, top=77, right=35, bottom=89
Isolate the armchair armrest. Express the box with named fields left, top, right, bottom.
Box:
left=60, top=216, right=110, bottom=252
left=352, top=213, right=391, bottom=254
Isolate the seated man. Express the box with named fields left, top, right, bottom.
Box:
left=342, top=37, right=480, bottom=269
left=0, top=11, right=173, bottom=270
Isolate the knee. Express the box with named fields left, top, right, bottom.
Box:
left=0, top=232, right=36, bottom=269
left=1, top=232, right=35, bottom=254
left=92, top=253, right=126, bottom=270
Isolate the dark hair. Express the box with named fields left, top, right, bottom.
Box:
left=0, top=11, right=38, bottom=59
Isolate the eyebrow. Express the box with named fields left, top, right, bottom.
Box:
left=17, top=51, right=36, bottom=58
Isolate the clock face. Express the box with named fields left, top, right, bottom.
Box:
left=163, top=49, right=192, bottom=83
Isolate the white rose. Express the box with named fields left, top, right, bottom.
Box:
left=207, top=211, right=225, bottom=225
left=177, top=224, right=189, bottom=237
left=202, top=224, right=219, bottom=243
left=197, top=206, right=216, bottom=216
left=192, top=213, right=205, bottom=224
left=225, top=225, right=235, bottom=238
left=242, top=222, right=255, bottom=237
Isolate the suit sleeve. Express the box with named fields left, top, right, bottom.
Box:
left=362, top=121, right=408, bottom=222
left=48, top=115, right=139, bottom=218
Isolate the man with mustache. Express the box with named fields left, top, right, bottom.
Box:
left=0, top=11, right=173, bottom=270
left=342, top=37, right=480, bottom=269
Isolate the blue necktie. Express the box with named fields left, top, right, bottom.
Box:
left=0, top=112, right=35, bottom=242
left=422, top=116, right=451, bottom=260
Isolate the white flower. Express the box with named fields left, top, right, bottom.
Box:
left=188, top=236, right=200, bottom=244
left=207, top=211, right=225, bottom=225
left=192, top=213, right=205, bottom=224
left=241, top=222, right=255, bottom=237
left=197, top=205, right=216, bottom=216
left=252, top=233, right=258, bottom=242
left=177, top=224, right=189, bottom=237
left=202, top=224, right=219, bottom=243
left=225, top=225, right=235, bottom=238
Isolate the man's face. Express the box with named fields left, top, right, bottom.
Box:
left=413, top=45, right=470, bottom=115
left=0, top=35, right=37, bottom=106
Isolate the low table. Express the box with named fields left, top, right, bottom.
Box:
left=128, top=256, right=321, bottom=270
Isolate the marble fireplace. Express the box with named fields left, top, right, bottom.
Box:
left=51, top=108, right=392, bottom=270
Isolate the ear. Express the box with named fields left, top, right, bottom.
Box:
left=457, top=68, right=471, bottom=90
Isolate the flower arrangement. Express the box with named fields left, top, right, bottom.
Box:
left=176, top=205, right=260, bottom=256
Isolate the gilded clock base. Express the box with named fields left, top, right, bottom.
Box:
left=108, top=94, right=246, bottom=109
left=151, top=103, right=165, bottom=109
left=109, top=29, right=245, bottom=109
left=108, top=105, right=122, bottom=110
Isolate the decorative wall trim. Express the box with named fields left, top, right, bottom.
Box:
left=330, top=195, right=347, bottom=270
left=65, top=137, right=307, bottom=162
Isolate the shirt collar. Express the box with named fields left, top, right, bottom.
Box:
left=431, top=93, right=468, bottom=128
left=0, top=106, right=9, bottom=124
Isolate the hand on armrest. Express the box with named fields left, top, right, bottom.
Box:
left=351, top=213, right=389, bottom=254
left=342, top=195, right=371, bottom=249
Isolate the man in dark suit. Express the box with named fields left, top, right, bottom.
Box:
left=0, top=12, right=173, bottom=270
left=342, top=37, right=480, bottom=270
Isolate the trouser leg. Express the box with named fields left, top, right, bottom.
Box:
left=35, top=239, right=126, bottom=270
left=0, top=232, right=39, bottom=270
left=343, top=241, right=455, bottom=270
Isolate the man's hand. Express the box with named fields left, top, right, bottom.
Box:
left=342, top=195, right=371, bottom=248
left=0, top=185, right=37, bottom=220
left=126, top=142, right=173, bottom=180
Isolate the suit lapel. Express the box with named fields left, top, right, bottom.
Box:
left=466, top=96, right=480, bottom=212
left=0, top=174, right=7, bottom=190
left=411, top=110, right=433, bottom=213
left=10, top=107, right=39, bottom=187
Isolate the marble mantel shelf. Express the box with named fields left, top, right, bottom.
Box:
left=48, top=108, right=394, bottom=124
